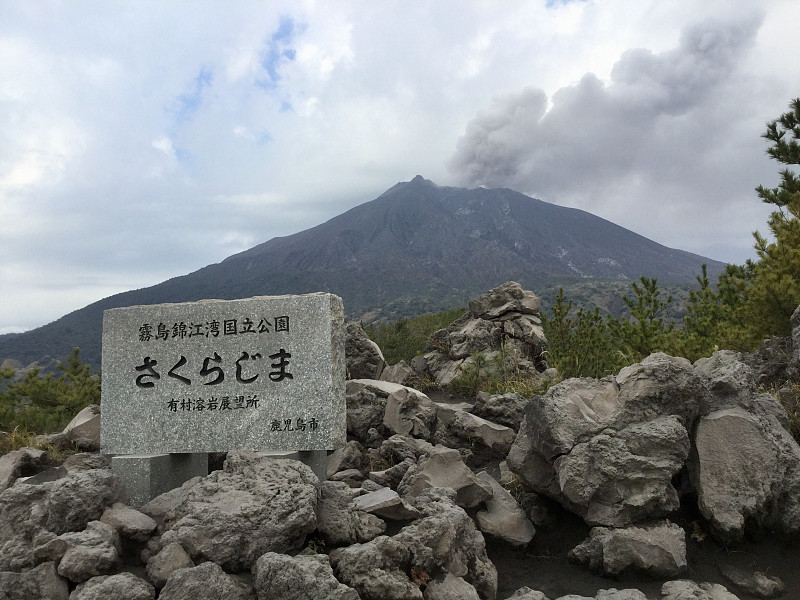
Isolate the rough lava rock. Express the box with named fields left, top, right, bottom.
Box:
left=568, top=521, right=687, bottom=578
left=62, top=404, right=101, bottom=450
left=55, top=520, right=121, bottom=582
left=70, top=572, right=155, bottom=600
left=316, top=480, right=387, bottom=546
left=508, top=354, right=699, bottom=526
left=0, top=447, right=47, bottom=493
left=471, top=391, right=528, bottom=431
left=159, top=561, right=253, bottom=600
left=346, top=321, right=386, bottom=380
left=140, top=453, right=318, bottom=571
left=397, top=447, right=493, bottom=509
left=661, top=580, right=741, bottom=600
left=0, top=467, right=127, bottom=571
left=146, top=542, right=194, bottom=589
left=383, top=386, right=439, bottom=440
left=253, top=551, right=359, bottom=600
left=0, top=561, right=69, bottom=600
left=690, top=351, right=800, bottom=541
left=475, top=471, right=535, bottom=548
left=100, top=502, right=157, bottom=543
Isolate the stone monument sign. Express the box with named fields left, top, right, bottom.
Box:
left=101, top=293, right=346, bottom=455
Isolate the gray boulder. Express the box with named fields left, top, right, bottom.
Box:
left=435, top=406, right=516, bottom=457
left=720, top=565, right=786, bottom=598
left=557, top=416, right=689, bottom=526
left=368, top=458, right=416, bottom=490
left=329, top=469, right=366, bottom=487
left=506, top=589, right=550, bottom=600
left=505, top=588, right=549, bottom=600
left=353, top=486, right=422, bottom=520
left=62, top=404, right=101, bottom=450
left=468, top=281, right=542, bottom=318
left=380, top=360, right=415, bottom=385
left=690, top=405, right=800, bottom=541
left=471, top=391, right=528, bottom=431
left=16, top=466, right=67, bottom=486
left=424, top=573, right=481, bottom=600
left=327, top=441, right=368, bottom=477
left=377, top=433, right=437, bottom=465
left=593, top=591, right=649, bottom=600
left=397, top=447, right=493, bottom=509
left=62, top=453, right=111, bottom=472
left=719, top=564, right=784, bottom=599
left=145, top=542, right=194, bottom=589
left=100, top=502, right=157, bottom=542
left=140, top=453, right=318, bottom=571
left=568, top=521, right=686, bottom=578
left=345, top=380, right=389, bottom=442
left=475, top=471, right=535, bottom=547
left=0, top=561, right=69, bottom=600
left=554, top=592, right=648, bottom=600
left=317, top=480, right=386, bottom=546
left=159, top=562, right=253, bottom=600
left=660, top=580, right=741, bottom=600
left=253, top=552, right=359, bottom=600
left=507, top=354, right=699, bottom=527
left=43, top=469, right=129, bottom=535
left=56, top=520, right=121, bottom=583
left=690, top=351, right=800, bottom=541
left=70, top=572, right=155, bottom=600
left=383, top=386, right=438, bottom=440
left=330, top=535, right=424, bottom=600
left=0, top=447, right=47, bottom=493
left=346, top=321, right=386, bottom=380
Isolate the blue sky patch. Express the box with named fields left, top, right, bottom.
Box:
left=176, top=67, right=213, bottom=122
left=257, top=16, right=298, bottom=90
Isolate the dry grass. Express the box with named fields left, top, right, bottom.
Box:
left=0, top=426, right=79, bottom=461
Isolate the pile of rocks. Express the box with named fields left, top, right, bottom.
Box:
left=1, top=282, right=798, bottom=600
left=365, top=281, right=551, bottom=387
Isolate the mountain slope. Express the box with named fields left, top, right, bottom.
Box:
left=0, top=176, right=725, bottom=369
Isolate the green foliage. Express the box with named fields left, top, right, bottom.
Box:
left=614, top=276, right=675, bottom=360
left=542, top=288, right=620, bottom=379
left=0, top=348, right=100, bottom=434
left=364, top=307, right=467, bottom=365
left=544, top=278, right=685, bottom=378
left=744, top=98, right=800, bottom=339
left=679, top=264, right=754, bottom=358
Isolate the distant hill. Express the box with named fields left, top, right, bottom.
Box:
left=0, top=176, right=725, bottom=370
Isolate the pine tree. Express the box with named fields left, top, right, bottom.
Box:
left=746, top=98, right=800, bottom=337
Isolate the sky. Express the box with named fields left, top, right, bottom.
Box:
left=2, top=0, right=799, bottom=335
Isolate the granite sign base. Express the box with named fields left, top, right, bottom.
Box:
left=112, top=453, right=208, bottom=507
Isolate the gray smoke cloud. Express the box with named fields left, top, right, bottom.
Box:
left=448, top=15, right=772, bottom=262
